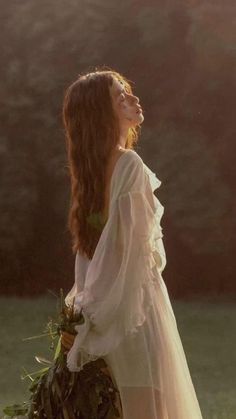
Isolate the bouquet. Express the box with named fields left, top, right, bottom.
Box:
left=3, top=289, right=122, bottom=419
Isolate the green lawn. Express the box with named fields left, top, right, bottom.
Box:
left=0, top=295, right=235, bottom=419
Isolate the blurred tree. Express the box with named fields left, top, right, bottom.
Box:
left=0, top=0, right=235, bottom=296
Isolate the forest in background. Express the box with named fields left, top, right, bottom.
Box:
left=0, top=0, right=235, bottom=297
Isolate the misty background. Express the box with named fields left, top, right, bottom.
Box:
left=0, top=0, right=235, bottom=298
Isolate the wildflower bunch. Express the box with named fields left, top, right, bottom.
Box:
left=3, top=289, right=121, bottom=419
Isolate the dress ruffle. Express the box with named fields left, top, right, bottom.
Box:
left=143, top=162, right=162, bottom=192
left=143, top=163, right=167, bottom=275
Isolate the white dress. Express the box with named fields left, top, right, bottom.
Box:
left=65, top=149, right=203, bottom=419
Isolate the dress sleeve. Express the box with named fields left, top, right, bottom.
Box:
left=66, top=156, right=164, bottom=372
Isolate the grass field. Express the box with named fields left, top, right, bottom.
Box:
left=0, top=295, right=235, bottom=419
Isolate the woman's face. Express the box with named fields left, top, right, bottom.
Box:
left=110, top=77, right=144, bottom=128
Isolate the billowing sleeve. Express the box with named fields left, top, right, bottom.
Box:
left=66, top=154, right=165, bottom=372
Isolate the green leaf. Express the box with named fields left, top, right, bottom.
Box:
left=53, top=336, right=61, bottom=360
left=22, top=331, right=56, bottom=341
left=21, top=366, right=50, bottom=381
left=3, top=403, right=28, bottom=416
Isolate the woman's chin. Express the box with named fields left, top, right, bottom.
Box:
left=123, top=113, right=144, bottom=128
left=135, top=113, right=144, bottom=125
left=139, top=113, right=144, bottom=123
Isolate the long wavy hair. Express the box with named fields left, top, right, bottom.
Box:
left=62, top=68, right=141, bottom=260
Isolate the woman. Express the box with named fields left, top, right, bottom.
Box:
left=62, top=68, right=203, bottom=419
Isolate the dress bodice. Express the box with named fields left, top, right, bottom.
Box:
left=72, top=156, right=166, bottom=295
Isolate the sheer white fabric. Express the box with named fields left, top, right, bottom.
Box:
left=65, top=149, right=203, bottom=418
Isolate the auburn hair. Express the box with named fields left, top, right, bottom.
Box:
left=62, top=67, right=141, bottom=260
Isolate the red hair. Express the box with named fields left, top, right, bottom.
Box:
left=62, top=67, right=141, bottom=259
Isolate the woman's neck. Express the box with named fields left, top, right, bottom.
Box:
left=116, top=125, right=129, bottom=149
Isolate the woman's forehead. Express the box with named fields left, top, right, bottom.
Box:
left=110, top=78, right=127, bottom=97
left=112, top=78, right=123, bottom=91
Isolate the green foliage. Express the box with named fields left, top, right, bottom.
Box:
left=2, top=290, right=121, bottom=419
left=3, top=354, right=120, bottom=419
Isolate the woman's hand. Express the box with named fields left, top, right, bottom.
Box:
left=60, top=331, right=112, bottom=379
left=61, top=330, right=76, bottom=351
